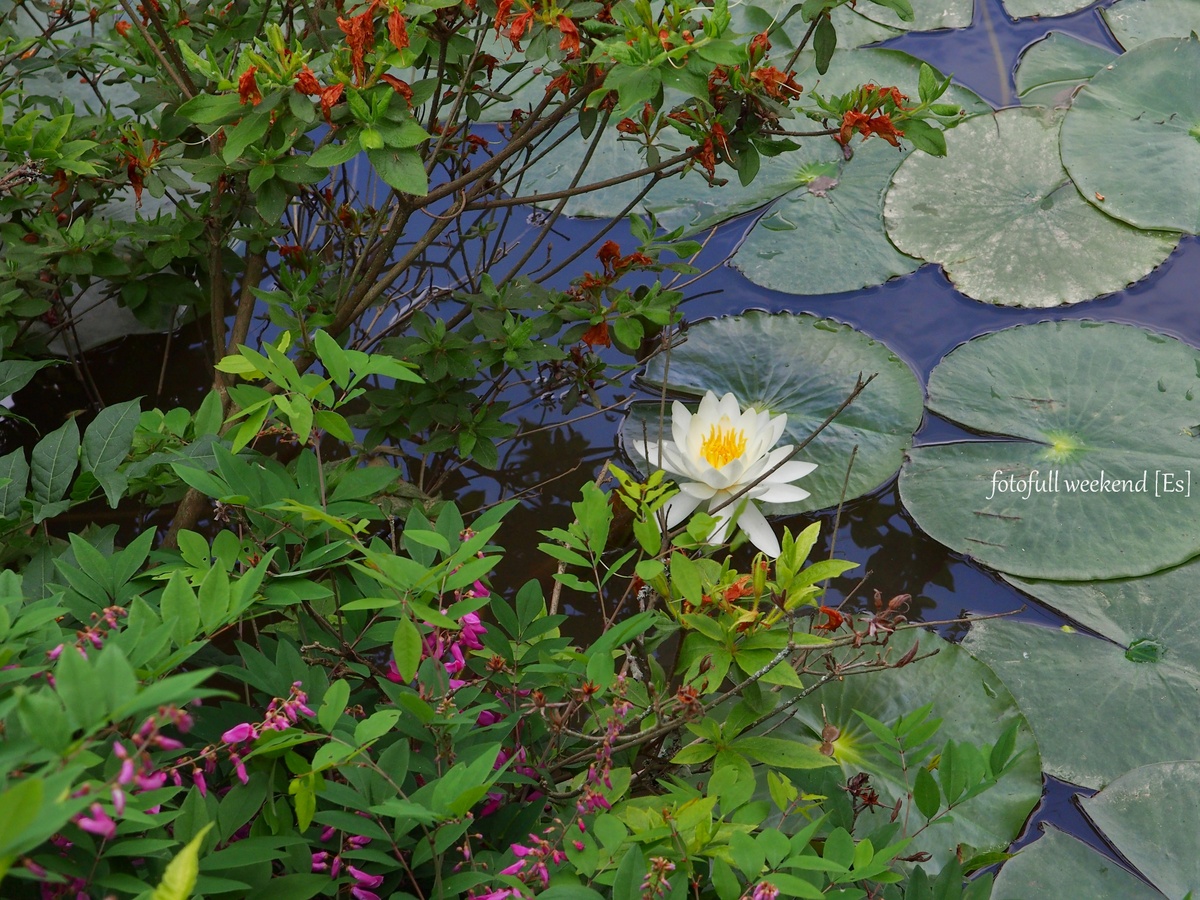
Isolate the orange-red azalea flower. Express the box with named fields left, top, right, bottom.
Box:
left=238, top=66, right=262, bottom=106
left=387, top=9, right=409, bottom=52
left=294, top=66, right=322, bottom=96
left=337, top=2, right=377, bottom=85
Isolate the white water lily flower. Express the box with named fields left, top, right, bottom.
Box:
left=634, top=390, right=817, bottom=557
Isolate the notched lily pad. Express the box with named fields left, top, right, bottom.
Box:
left=994, top=762, right=1200, bottom=897
left=1061, top=35, right=1200, bottom=233
left=899, top=320, right=1200, bottom=580
left=885, top=107, right=1179, bottom=307
left=1102, top=0, right=1200, bottom=49
left=963, top=557, right=1200, bottom=789
left=625, top=310, right=924, bottom=514
left=1015, top=32, right=1118, bottom=108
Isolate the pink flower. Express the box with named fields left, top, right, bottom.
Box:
left=75, top=804, right=116, bottom=840
left=751, top=883, right=780, bottom=900
left=221, top=722, right=258, bottom=744
left=348, top=866, right=383, bottom=889
left=499, top=860, right=525, bottom=876
left=350, top=889, right=380, bottom=900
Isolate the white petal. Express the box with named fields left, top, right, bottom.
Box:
left=715, top=392, right=742, bottom=421
left=633, top=439, right=660, bottom=462
left=753, top=483, right=811, bottom=504
left=697, top=391, right=722, bottom=424
left=664, top=492, right=703, bottom=528
left=735, top=501, right=781, bottom=557
left=763, top=459, right=818, bottom=484
left=670, top=401, right=692, bottom=450
left=678, top=481, right=718, bottom=500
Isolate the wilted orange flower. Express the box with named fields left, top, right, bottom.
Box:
left=751, top=66, right=802, bottom=100
left=814, top=606, right=844, bottom=631
left=581, top=321, right=611, bottom=349
left=115, top=19, right=131, bottom=36
left=379, top=73, right=413, bottom=103
left=838, top=109, right=904, bottom=147
left=748, top=30, right=770, bottom=58
left=320, top=83, right=345, bottom=122
left=294, top=66, right=322, bottom=96
left=337, top=3, right=377, bottom=85
left=508, top=10, right=534, bottom=45
left=387, top=9, right=409, bottom=52
left=558, top=15, right=580, bottom=56
left=238, top=66, right=262, bottom=106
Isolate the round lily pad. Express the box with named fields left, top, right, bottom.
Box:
left=885, top=107, right=1179, bottom=307
left=1102, top=0, right=1200, bottom=49
left=1001, top=0, right=1094, bottom=23
left=730, top=138, right=922, bottom=295
left=966, top=559, right=1200, bottom=789
left=1015, top=32, right=1117, bottom=108
left=963, top=602, right=1200, bottom=789
left=857, top=0, right=972, bottom=33
left=992, top=826, right=1165, bottom=900
left=994, top=762, right=1200, bottom=897
left=626, top=311, right=924, bottom=514
left=777, top=626, right=1042, bottom=869
left=899, top=320, right=1200, bottom=580
left=1060, top=35, right=1200, bottom=233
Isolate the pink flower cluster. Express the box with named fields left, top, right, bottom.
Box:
left=385, top=586, right=488, bottom=689
left=44, top=605, right=128, bottom=682
left=498, top=831, right=568, bottom=888
left=311, top=825, right=378, bottom=898
left=219, top=681, right=314, bottom=784
left=641, top=856, right=676, bottom=898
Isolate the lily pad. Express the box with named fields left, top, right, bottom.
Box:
left=885, top=107, right=1179, bottom=306
left=1001, top=0, right=1095, bottom=23
left=626, top=311, right=924, bottom=514
left=777, top=626, right=1042, bottom=869
left=1102, top=0, right=1200, bottom=49
left=992, top=826, right=1165, bottom=899
left=1060, top=35, right=1200, bottom=233
left=1015, top=32, right=1117, bottom=108
left=966, top=558, right=1200, bottom=789
left=994, top=763, right=1200, bottom=897
left=899, top=320, right=1200, bottom=580
left=729, top=138, right=922, bottom=295
left=857, top=0, right=973, bottom=33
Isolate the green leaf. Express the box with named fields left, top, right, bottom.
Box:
left=177, top=93, right=244, bottom=124
left=776, top=627, right=1041, bottom=870
left=319, top=680, right=350, bottom=732
left=31, top=418, right=79, bottom=504
left=153, top=823, right=215, bottom=900
left=0, top=358, right=56, bottom=398
left=82, top=399, right=141, bottom=498
left=813, top=15, right=836, bottom=73
left=1014, top=32, right=1116, bottom=108
left=392, top=616, right=422, bottom=683
left=0, top=778, right=42, bottom=856
left=0, top=450, right=28, bottom=519
left=161, top=572, right=201, bottom=646
left=913, top=766, right=940, bottom=820
left=367, top=147, right=428, bottom=195
left=730, top=736, right=837, bottom=769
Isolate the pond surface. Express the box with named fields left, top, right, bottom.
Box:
left=5, top=0, right=1189, bottom=876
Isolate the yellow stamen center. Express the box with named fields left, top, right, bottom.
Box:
left=700, top=423, right=747, bottom=468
